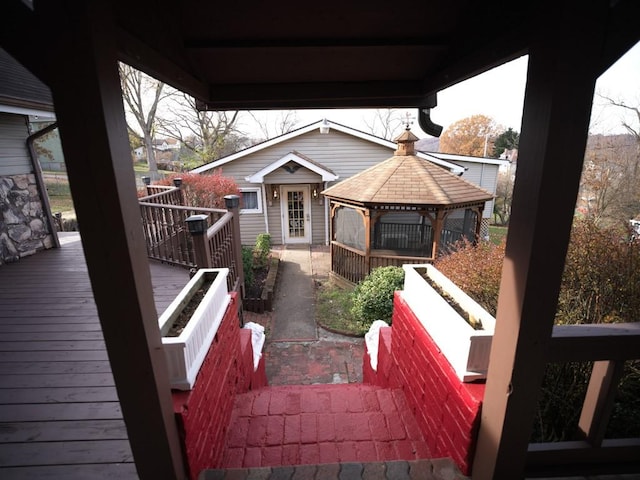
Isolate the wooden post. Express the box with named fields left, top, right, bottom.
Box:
left=26, top=2, right=187, bottom=478
left=472, top=2, right=606, bottom=478
left=364, top=208, right=371, bottom=277
left=225, top=195, right=245, bottom=297
left=186, top=214, right=211, bottom=269
left=430, top=210, right=445, bottom=259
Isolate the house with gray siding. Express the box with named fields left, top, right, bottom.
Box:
left=0, top=48, right=58, bottom=265
left=193, top=120, right=506, bottom=245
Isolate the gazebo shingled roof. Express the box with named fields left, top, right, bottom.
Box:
left=322, top=129, right=494, bottom=208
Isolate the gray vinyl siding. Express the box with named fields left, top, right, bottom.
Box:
left=0, top=113, right=32, bottom=176
left=457, top=161, right=499, bottom=218
left=206, top=129, right=394, bottom=245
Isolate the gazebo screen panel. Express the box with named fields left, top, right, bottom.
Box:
left=373, top=212, right=433, bottom=253
left=440, top=209, right=478, bottom=252
left=334, top=205, right=365, bottom=251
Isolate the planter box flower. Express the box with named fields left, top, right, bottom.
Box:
left=158, top=268, right=231, bottom=390
left=401, top=264, right=496, bottom=382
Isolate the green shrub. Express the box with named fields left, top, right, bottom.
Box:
left=350, top=266, right=405, bottom=328
left=241, top=246, right=254, bottom=287
left=253, top=233, right=271, bottom=269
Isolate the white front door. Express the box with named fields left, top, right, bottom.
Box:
left=281, top=185, right=311, bottom=244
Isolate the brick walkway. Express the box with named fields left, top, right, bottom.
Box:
left=221, top=384, right=431, bottom=469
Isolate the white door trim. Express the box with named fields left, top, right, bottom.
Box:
left=281, top=185, right=311, bottom=244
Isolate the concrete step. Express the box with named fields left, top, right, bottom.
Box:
left=200, top=458, right=468, bottom=479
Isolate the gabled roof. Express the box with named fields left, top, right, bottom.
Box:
left=245, top=151, right=339, bottom=183
left=322, top=153, right=493, bottom=207
left=0, top=48, right=54, bottom=117
left=428, top=151, right=509, bottom=167
left=191, top=120, right=466, bottom=175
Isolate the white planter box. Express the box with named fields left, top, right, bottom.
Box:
left=158, top=268, right=231, bottom=390
left=402, top=264, right=496, bottom=382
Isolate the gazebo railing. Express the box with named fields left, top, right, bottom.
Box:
left=331, top=241, right=432, bottom=284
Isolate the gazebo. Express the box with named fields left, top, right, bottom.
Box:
left=323, top=128, right=494, bottom=284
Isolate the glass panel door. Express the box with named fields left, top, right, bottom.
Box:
left=282, top=185, right=311, bottom=243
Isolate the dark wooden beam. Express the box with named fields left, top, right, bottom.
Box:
left=471, top=1, right=608, bottom=478
left=116, top=29, right=209, bottom=101
left=598, top=0, right=640, bottom=76
left=548, top=323, right=640, bottom=362
left=202, top=81, right=429, bottom=110
left=32, top=1, right=186, bottom=478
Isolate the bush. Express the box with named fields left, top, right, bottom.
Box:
left=241, top=247, right=254, bottom=287
left=156, top=171, right=240, bottom=209
left=436, top=238, right=504, bottom=316
left=253, top=233, right=271, bottom=269
left=350, top=266, right=405, bottom=328
left=435, top=219, right=640, bottom=442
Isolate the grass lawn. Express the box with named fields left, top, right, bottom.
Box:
left=488, top=225, right=508, bottom=245
left=315, top=280, right=368, bottom=337
left=44, top=176, right=75, bottom=214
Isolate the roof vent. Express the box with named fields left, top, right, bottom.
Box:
left=319, top=118, right=330, bottom=134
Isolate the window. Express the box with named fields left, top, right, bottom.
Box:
left=240, top=187, right=262, bottom=213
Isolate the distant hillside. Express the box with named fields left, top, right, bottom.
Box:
left=415, top=137, right=440, bottom=152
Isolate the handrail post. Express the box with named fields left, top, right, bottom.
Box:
left=225, top=195, right=245, bottom=297
left=186, top=214, right=212, bottom=269
left=172, top=177, right=184, bottom=206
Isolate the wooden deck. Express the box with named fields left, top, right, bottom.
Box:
left=0, top=233, right=189, bottom=479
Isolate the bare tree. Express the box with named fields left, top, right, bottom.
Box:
left=363, top=109, right=406, bottom=140
left=118, top=63, right=166, bottom=174
left=248, top=110, right=299, bottom=141
left=157, top=91, right=246, bottom=166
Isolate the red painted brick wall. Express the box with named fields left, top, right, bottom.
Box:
left=172, top=293, right=267, bottom=479
left=364, top=292, right=485, bottom=475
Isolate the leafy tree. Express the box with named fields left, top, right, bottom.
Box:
left=492, top=127, right=519, bottom=157
left=119, top=63, right=166, bottom=175
left=157, top=91, right=248, bottom=166
left=439, top=114, right=500, bottom=157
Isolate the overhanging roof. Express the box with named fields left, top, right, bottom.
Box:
left=4, top=2, right=637, bottom=112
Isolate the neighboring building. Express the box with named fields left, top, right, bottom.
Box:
left=193, top=120, right=506, bottom=245
left=0, top=48, right=58, bottom=265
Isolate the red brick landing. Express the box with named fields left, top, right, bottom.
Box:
left=221, top=384, right=431, bottom=469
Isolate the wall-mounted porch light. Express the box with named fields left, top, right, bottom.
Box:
left=272, top=184, right=279, bottom=200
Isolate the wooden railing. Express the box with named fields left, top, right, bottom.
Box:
left=138, top=186, right=243, bottom=295
left=331, top=241, right=431, bottom=284
left=526, top=323, right=640, bottom=474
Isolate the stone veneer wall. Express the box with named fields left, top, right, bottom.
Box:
left=0, top=173, right=55, bottom=265
left=363, top=292, right=486, bottom=475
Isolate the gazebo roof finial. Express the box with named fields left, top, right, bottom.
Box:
left=394, top=112, right=419, bottom=156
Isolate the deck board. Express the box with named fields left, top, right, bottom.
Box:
left=0, top=233, right=190, bottom=478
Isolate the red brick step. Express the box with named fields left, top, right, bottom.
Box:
left=221, top=384, right=432, bottom=469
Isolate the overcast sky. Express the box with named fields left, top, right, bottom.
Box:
left=244, top=41, right=640, bottom=139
